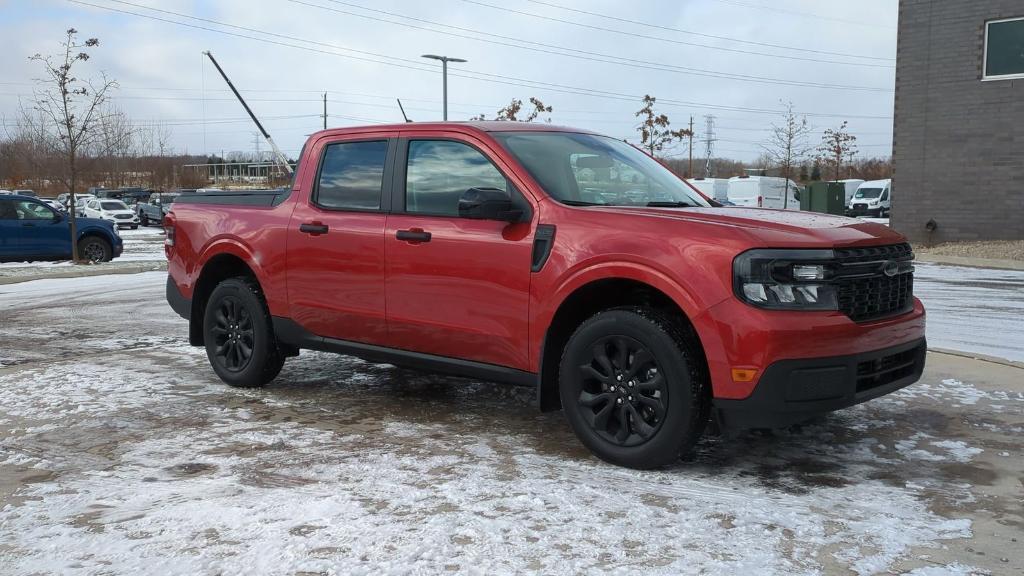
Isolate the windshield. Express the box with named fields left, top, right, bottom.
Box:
left=854, top=188, right=883, bottom=199
left=492, top=132, right=711, bottom=208
left=101, top=201, right=129, bottom=211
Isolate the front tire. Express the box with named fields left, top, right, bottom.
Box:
left=78, top=236, right=112, bottom=262
left=203, top=277, right=285, bottom=387
left=140, top=213, right=150, bottom=226
left=559, top=307, right=709, bottom=469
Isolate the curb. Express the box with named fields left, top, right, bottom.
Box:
left=929, top=348, right=1024, bottom=370
left=0, top=261, right=167, bottom=285
left=916, top=254, right=1024, bottom=271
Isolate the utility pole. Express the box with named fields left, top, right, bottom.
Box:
left=703, top=115, right=717, bottom=177
left=688, top=116, right=694, bottom=177
left=421, top=54, right=467, bottom=121
left=322, top=92, right=327, bottom=130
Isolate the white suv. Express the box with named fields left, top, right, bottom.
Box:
left=83, top=198, right=140, bottom=229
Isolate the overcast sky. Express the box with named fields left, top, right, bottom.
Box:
left=0, top=0, right=898, bottom=162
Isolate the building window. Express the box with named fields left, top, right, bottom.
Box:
left=984, top=17, right=1024, bottom=80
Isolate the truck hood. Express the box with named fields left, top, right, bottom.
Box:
left=598, top=206, right=906, bottom=247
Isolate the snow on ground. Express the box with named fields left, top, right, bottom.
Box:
left=914, top=263, right=1024, bottom=363
left=2, top=270, right=1020, bottom=574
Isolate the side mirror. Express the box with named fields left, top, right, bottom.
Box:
left=458, top=187, right=521, bottom=222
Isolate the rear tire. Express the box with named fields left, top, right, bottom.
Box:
left=559, top=307, right=709, bottom=469
left=203, top=277, right=285, bottom=387
left=78, top=236, right=112, bottom=262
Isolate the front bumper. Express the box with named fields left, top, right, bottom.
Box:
left=713, top=338, right=926, bottom=429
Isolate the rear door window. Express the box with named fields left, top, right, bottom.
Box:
left=314, top=140, right=389, bottom=210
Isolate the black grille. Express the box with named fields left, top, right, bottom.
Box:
left=115, top=214, right=133, bottom=219
left=834, top=243, right=914, bottom=322
left=856, top=346, right=920, bottom=393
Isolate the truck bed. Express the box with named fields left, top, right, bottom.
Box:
left=172, top=189, right=289, bottom=207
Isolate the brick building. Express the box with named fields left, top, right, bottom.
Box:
left=893, top=0, right=1024, bottom=243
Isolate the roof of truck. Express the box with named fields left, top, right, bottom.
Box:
left=309, top=121, right=601, bottom=140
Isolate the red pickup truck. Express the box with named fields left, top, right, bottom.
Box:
left=165, top=122, right=925, bottom=469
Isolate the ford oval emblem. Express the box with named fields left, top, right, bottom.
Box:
left=883, top=260, right=900, bottom=277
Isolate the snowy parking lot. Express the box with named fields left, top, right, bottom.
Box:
left=0, top=235, right=1022, bottom=574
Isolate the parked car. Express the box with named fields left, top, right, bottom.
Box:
left=73, top=194, right=96, bottom=217
left=137, top=190, right=193, bottom=226
left=40, top=198, right=65, bottom=212
left=12, top=189, right=36, bottom=197
left=165, top=122, right=925, bottom=469
left=0, top=194, right=122, bottom=262
left=83, top=198, right=140, bottom=229
left=847, top=179, right=892, bottom=218
left=727, top=176, right=801, bottom=210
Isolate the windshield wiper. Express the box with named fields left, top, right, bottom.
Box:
left=561, top=199, right=606, bottom=206
left=646, top=201, right=698, bottom=208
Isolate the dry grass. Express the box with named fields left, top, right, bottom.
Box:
left=916, top=240, right=1024, bottom=262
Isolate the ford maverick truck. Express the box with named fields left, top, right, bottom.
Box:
left=165, top=122, right=925, bottom=469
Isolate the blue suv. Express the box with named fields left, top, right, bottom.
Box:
left=0, top=195, right=123, bottom=263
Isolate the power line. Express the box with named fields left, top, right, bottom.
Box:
left=66, top=0, right=893, bottom=120
left=709, top=0, right=894, bottom=29
left=291, top=0, right=892, bottom=91
left=521, top=0, right=893, bottom=61
left=457, top=0, right=894, bottom=68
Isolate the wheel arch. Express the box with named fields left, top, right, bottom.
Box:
left=188, top=252, right=262, bottom=346
left=537, top=273, right=710, bottom=412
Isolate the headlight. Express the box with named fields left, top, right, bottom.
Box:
left=733, top=249, right=838, bottom=310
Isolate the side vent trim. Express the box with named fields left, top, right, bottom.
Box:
left=531, top=224, right=556, bottom=273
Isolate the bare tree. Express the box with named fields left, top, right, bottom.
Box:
left=29, top=28, right=117, bottom=262
left=634, top=95, right=691, bottom=158
left=762, top=101, right=813, bottom=208
left=472, top=97, right=553, bottom=122
left=816, top=121, right=858, bottom=182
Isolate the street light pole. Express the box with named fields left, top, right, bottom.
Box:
left=421, top=54, right=467, bottom=121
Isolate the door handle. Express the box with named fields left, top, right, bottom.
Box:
left=299, top=222, right=329, bottom=235
left=396, top=229, right=431, bottom=243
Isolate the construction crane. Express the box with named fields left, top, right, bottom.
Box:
left=202, top=51, right=293, bottom=175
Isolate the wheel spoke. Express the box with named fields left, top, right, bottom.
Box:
left=592, top=401, right=614, bottom=430
left=615, top=403, right=631, bottom=442
left=636, top=394, right=665, bottom=420
left=578, top=391, right=612, bottom=408
left=591, top=343, right=613, bottom=376
left=579, top=364, right=610, bottom=384
left=625, top=348, right=652, bottom=379
left=612, top=337, right=629, bottom=370
left=637, top=372, right=664, bottom=393
left=210, top=326, right=228, bottom=337
left=237, top=340, right=252, bottom=359
left=627, top=404, right=656, bottom=438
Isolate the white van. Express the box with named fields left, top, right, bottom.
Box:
left=847, top=179, right=891, bottom=218
left=686, top=178, right=729, bottom=204
left=727, top=176, right=800, bottom=210
left=834, top=179, right=865, bottom=204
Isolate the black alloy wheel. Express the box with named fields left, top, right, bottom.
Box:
left=559, top=307, right=709, bottom=469
left=210, top=296, right=255, bottom=373
left=78, top=237, right=111, bottom=262
left=578, top=336, right=667, bottom=447
left=203, top=277, right=285, bottom=387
